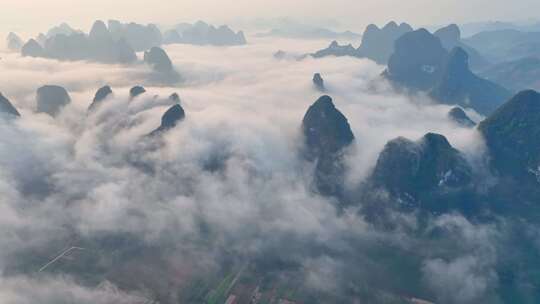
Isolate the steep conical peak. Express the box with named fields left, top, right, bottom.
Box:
left=434, top=24, right=461, bottom=44
left=161, top=104, right=185, bottom=129
left=313, top=73, right=325, bottom=92
left=150, top=104, right=186, bottom=136
left=448, top=107, right=476, bottom=127
left=94, top=85, right=113, bottom=102
left=129, top=86, right=146, bottom=99
left=88, top=85, right=113, bottom=111
left=169, top=93, right=180, bottom=102
left=0, top=93, right=21, bottom=117
left=478, top=90, right=540, bottom=183
left=443, top=47, right=470, bottom=74
left=386, top=28, right=448, bottom=90
left=302, top=95, right=354, bottom=159
left=89, top=20, right=110, bottom=39
left=371, top=132, right=472, bottom=201
left=487, top=90, right=540, bottom=115
left=383, top=21, right=399, bottom=30
left=21, top=39, right=44, bottom=57
left=36, top=85, right=71, bottom=117
left=399, top=23, right=414, bottom=32
left=6, top=32, right=23, bottom=51
left=302, top=95, right=354, bottom=197
left=430, top=45, right=510, bottom=116
left=365, top=24, right=380, bottom=32
left=143, top=47, right=173, bottom=73
left=7, top=32, right=20, bottom=40
left=421, top=132, right=452, bottom=151
left=356, top=21, right=414, bottom=64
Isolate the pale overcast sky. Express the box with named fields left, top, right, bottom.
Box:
left=2, top=0, right=540, bottom=34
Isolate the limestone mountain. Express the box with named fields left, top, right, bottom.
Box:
left=46, top=23, right=78, bottom=38
left=0, top=93, right=21, bottom=117
left=430, top=47, right=511, bottom=115
left=479, top=56, right=540, bottom=92
left=88, top=85, right=113, bottom=111
left=149, top=104, right=186, bottom=136
left=6, top=32, right=23, bottom=51
left=313, top=73, right=325, bottom=92
left=357, top=21, right=413, bottom=64
left=478, top=90, right=540, bottom=185
left=433, top=24, right=488, bottom=69
left=164, top=21, right=246, bottom=46
left=36, top=85, right=71, bottom=117
left=302, top=95, right=354, bottom=197
left=385, top=29, right=448, bottom=90
left=107, top=20, right=162, bottom=52
left=312, top=41, right=357, bottom=58
left=311, top=21, right=413, bottom=64
left=384, top=29, right=511, bottom=115
left=144, top=47, right=174, bottom=73
left=130, top=86, right=146, bottom=99
left=22, top=20, right=137, bottom=64
left=370, top=133, right=473, bottom=209
left=89, top=20, right=111, bottom=42
left=21, top=39, right=45, bottom=57
left=464, top=29, right=540, bottom=63
left=169, top=93, right=180, bottom=103
left=448, top=107, right=476, bottom=127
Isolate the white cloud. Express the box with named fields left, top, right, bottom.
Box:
left=0, top=36, right=501, bottom=302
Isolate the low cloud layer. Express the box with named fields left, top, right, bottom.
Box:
left=0, top=36, right=521, bottom=303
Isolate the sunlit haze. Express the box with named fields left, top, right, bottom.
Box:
left=3, top=0, right=540, bottom=34
left=2, top=1, right=540, bottom=303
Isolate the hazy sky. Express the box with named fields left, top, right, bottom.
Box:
left=3, top=0, right=540, bottom=34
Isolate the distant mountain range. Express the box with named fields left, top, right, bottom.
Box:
left=464, top=29, right=540, bottom=63
left=311, top=22, right=488, bottom=69
left=307, top=22, right=516, bottom=115
left=479, top=57, right=540, bottom=91
left=163, top=21, right=246, bottom=46
left=311, top=21, right=413, bottom=64
left=458, top=20, right=540, bottom=37
left=9, top=20, right=247, bottom=65
left=384, top=29, right=511, bottom=115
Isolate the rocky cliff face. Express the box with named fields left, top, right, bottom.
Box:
left=370, top=133, right=473, bottom=208
left=144, top=47, right=174, bottom=73
left=107, top=20, right=163, bottom=52
left=311, top=21, right=413, bottom=64
left=430, top=47, right=511, bottom=115
left=21, top=39, right=45, bottom=57
left=448, top=107, right=476, bottom=127
left=302, top=95, right=354, bottom=197
left=36, top=85, right=71, bottom=117
left=383, top=28, right=510, bottom=115
left=149, top=104, right=186, bottom=136
left=88, top=86, right=113, bottom=111
left=385, top=29, right=448, bottom=90
left=479, top=90, right=540, bottom=184
left=357, top=21, right=413, bottom=64
left=129, top=86, right=146, bottom=99
left=312, top=73, right=325, bottom=92
left=22, top=20, right=138, bottom=64
left=312, top=41, right=358, bottom=58
left=6, top=32, right=23, bottom=51
left=434, top=24, right=488, bottom=69
left=0, top=93, right=21, bottom=117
